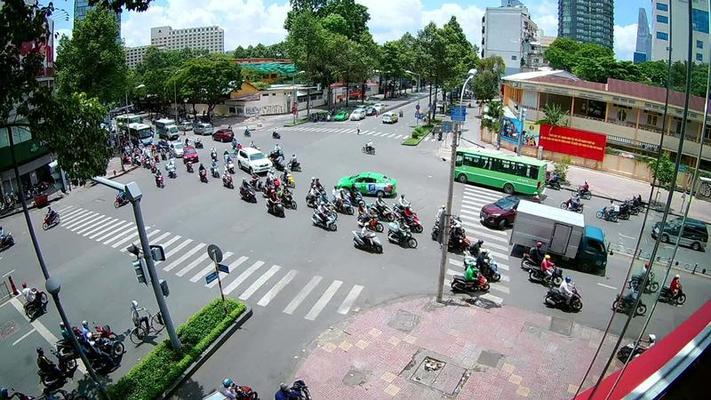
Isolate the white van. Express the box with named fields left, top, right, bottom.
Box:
left=236, top=147, right=272, bottom=174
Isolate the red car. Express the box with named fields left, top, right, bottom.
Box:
left=183, top=145, right=199, bottom=164
left=479, top=195, right=539, bottom=229
left=212, top=128, right=234, bottom=142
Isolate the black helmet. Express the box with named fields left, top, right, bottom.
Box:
left=36, top=347, right=44, bottom=354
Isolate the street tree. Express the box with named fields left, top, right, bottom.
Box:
left=415, top=22, right=447, bottom=121
left=481, top=100, right=504, bottom=140
left=472, top=56, right=505, bottom=103
left=440, top=17, right=478, bottom=103
left=55, top=4, right=127, bottom=105
left=648, top=152, right=676, bottom=189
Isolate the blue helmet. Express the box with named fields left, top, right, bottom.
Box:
left=565, top=276, right=572, bottom=283
left=223, top=378, right=233, bottom=388
left=1, top=388, right=8, bottom=397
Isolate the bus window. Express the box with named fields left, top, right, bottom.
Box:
left=455, top=155, right=463, bottom=167
left=463, top=155, right=476, bottom=167
left=528, top=165, right=539, bottom=179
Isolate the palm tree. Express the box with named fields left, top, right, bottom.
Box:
left=481, top=100, right=504, bottom=144
left=536, top=103, right=569, bottom=137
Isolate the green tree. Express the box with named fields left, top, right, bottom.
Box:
left=536, top=103, right=569, bottom=138
left=647, top=152, right=675, bottom=189
left=471, top=56, right=505, bottom=103
left=481, top=100, right=504, bottom=138
left=55, top=5, right=127, bottom=105
left=544, top=38, right=581, bottom=71
left=638, top=60, right=668, bottom=86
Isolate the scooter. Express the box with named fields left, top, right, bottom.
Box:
left=576, top=186, right=592, bottom=200
left=352, top=230, right=383, bottom=253
left=334, top=198, right=354, bottom=215
left=222, top=174, right=234, bottom=189
left=199, top=169, right=208, bottom=183
left=595, top=207, right=618, bottom=222
left=42, top=212, right=60, bottom=230
left=560, top=200, right=584, bottom=213
left=528, top=266, right=563, bottom=287
left=370, top=203, right=395, bottom=222
left=166, top=167, right=177, bottom=179
left=544, top=287, right=582, bottom=312
left=362, top=144, right=375, bottom=155
left=186, top=161, right=194, bottom=173
left=211, top=150, right=218, bottom=162
left=659, top=286, right=686, bottom=306
left=387, top=222, right=418, bottom=249
left=114, top=193, right=129, bottom=208
left=240, top=185, right=257, bottom=203
left=227, top=160, right=235, bottom=174
left=38, top=351, right=78, bottom=389
left=311, top=210, right=337, bottom=231
left=478, top=255, right=501, bottom=282
left=210, top=166, right=220, bottom=179
left=155, top=175, right=165, bottom=188
left=612, top=294, right=647, bottom=316
left=546, top=178, right=561, bottom=190
left=24, top=291, right=49, bottom=319
left=266, top=199, right=285, bottom=218
left=288, top=160, right=302, bottom=172
left=194, top=139, right=204, bottom=149
left=280, top=190, right=297, bottom=210
left=358, top=216, right=384, bottom=233
left=450, top=274, right=489, bottom=293
left=244, top=128, right=251, bottom=137
left=616, top=334, right=656, bottom=363
left=272, top=130, right=281, bottom=139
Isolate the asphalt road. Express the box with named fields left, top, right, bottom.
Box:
left=0, top=100, right=709, bottom=397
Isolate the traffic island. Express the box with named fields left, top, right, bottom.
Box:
left=402, top=125, right=434, bottom=146
left=108, top=299, right=251, bottom=400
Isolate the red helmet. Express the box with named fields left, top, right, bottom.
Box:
left=536, top=241, right=543, bottom=247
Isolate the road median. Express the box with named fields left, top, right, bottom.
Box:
left=402, top=124, right=435, bottom=146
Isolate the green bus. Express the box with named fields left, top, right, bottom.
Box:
left=454, top=148, right=547, bottom=195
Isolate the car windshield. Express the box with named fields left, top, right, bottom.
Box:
left=184, top=148, right=196, bottom=155
left=172, top=142, right=183, bottom=150
left=250, top=153, right=265, bottom=161
left=494, top=196, right=518, bottom=210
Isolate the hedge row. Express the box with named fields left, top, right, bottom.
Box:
left=402, top=124, right=434, bottom=146
left=108, top=299, right=246, bottom=400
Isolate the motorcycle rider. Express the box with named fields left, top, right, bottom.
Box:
left=565, top=193, right=581, bottom=210
left=210, top=146, right=217, bottom=160
left=476, top=249, right=490, bottom=272
left=581, top=180, right=590, bottom=193
left=316, top=200, right=331, bottom=225
left=356, top=201, right=372, bottom=225
left=548, top=170, right=560, bottom=186
left=435, top=205, right=446, bottom=227
left=558, top=276, right=575, bottom=305
left=289, top=154, right=299, bottom=169
left=360, top=225, right=376, bottom=247
left=210, top=159, right=219, bottom=175
left=46, top=207, right=58, bottom=223
left=605, top=199, right=619, bottom=219
left=59, top=322, right=73, bottom=343
left=275, top=383, right=301, bottom=400
left=398, top=194, right=410, bottom=209
left=223, top=150, right=231, bottom=164
left=220, top=378, right=238, bottom=400
left=364, top=140, right=374, bottom=153
left=541, top=254, right=555, bottom=278
left=529, top=241, right=545, bottom=265
left=154, top=169, right=163, bottom=185
left=464, top=261, right=477, bottom=283
left=198, top=163, right=206, bottom=176
left=469, top=239, right=484, bottom=257
left=241, top=178, right=252, bottom=192
left=21, top=283, right=42, bottom=311
left=669, top=274, right=682, bottom=298
left=231, top=137, right=238, bottom=150
left=36, top=347, right=62, bottom=379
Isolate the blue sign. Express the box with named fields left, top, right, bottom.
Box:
left=217, top=263, right=230, bottom=274
left=442, top=121, right=453, bottom=133
left=451, top=106, right=466, bottom=122
left=205, top=271, right=219, bottom=284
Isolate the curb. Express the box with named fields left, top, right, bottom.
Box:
left=158, top=305, right=254, bottom=400
left=0, top=193, right=65, bottom=220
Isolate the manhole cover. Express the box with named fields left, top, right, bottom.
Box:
left=0, top=320, right=18, bottom=341
left=522, top=321, right=542, bottom=338
left=477, top=350, right=504, bottom=368
left=550, top=317, right=573, bottom=336
left=387, top=309, right=420, bottom=333
left=342, top=367, right=370, bottom=387
left=410, top=356, right=468, bottom=396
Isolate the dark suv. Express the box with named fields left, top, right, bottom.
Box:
left=652, top=217, right=708, bottom=251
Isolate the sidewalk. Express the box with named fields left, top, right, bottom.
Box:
left=294, top=296, right=619, bottom=400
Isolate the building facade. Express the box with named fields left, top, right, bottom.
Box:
left=74, top=0, right=121, bottom=39
left=150, top=25, right=224, bottom=53
left=482, top=5, right=538, bottom=75
left=557, top=0, right=614, bottom=48
left=651, top=0, right=709, bottom=63
left=124, top=45, right=160, bottom=69
left=634, top=8, right=652, bottom=63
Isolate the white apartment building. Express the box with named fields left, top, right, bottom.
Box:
left=150, top=25, right=224, bottom=53
left=651, top=0, right=709, bottom=63
left=125, top=45, right=160, bottom=69
left=482, top=5, right=539, bottom=75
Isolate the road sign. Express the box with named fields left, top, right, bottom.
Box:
left=207, top=244, right=223, bottom=263
left=205, top=271, right=219, bottom=284
left=442, top=121, right=453, bottom=133
left=451, top=105, right=466, bottom=122
left=217, top=263, right=230, bottom=274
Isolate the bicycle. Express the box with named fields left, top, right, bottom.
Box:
left=129, top=303, right=164, bottom=344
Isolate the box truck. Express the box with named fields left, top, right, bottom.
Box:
left=155, top=118, right=180, bottom=140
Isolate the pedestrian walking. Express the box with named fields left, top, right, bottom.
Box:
left=357, top=123, right=361, bottom=135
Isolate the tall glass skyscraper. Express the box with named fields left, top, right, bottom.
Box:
left=634, top=8, right=652, bottom=63
left=74, top=0, right=121, bottom=39
left=557, top=0, right=614, bottom=48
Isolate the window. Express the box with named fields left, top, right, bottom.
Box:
left=647, top=114, right=658, bottom=126
left=656, top=32, right=669, bottom=40
left=656, top=2, right=668, bottom=11
left=656, top=15, right=668, bottom=23
left=692, top=8, right=709, bottom=33
left=617, top=109, right=627, bottom=121
left=697, top=53, right=704, bottom=62
left=697, top=40, right=704, bottom=49
left=511, top=55, right=517, bottom=61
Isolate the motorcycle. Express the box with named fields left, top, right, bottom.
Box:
left=448, top=232, right=470, bottom=253
left=227, top=160, right=235, bottom=174
left=283, top=172, right=295, bottom=188
left=244, top=128, right=251, bottom=137
left=617, top=203, right=632, bottom=220
left=520, top=253, right=540, bottom=271
left=311, top=210, right=337, bottom=231
left=544, top=287, right=583, bottom=312
left=628, top=276, right=659, bottom=294
left=114, top=193, right=129, bottom=208
left=240, top=185, right=257, bottom=203
left=288, top=159, right=302, bottom=172
left=305, top=192, right=320, bottom=208
left=272, top=130, right=281, bottom=139
left=546, top=178, right=561, bottom=190
left=155, top=175, right=165, bottom=188
left=369, top=203, right=395, bottom=222
left=42, top=212, right=60, bottom=230
left=612, top=294, right=647, bottom=316
left=387, top=222, right=418, bottom=249
left=290, top=380, right=311, bottom=400
left=528, top=266, right=563, bottom=287
left=560, top=200, right=584, bottom=213
left=358, top=216, right=384, bottom=233
left=150, top=162, right=157, bottom=174
left=450, top=274, right=489, bottom=293
left=576, top=186, right=592, bottom=200
left=281, top=190, right=297, bottom=210
left=38, top=350, right=78, bottom=388
left=659, top=286, right=686, bottom=306
left=194, top=139, right=204, bottom=149
left=222, top=174, right=234, bottom=189
left=233, top=385, right=259, bottom=400
left=199, top=169, right=209, bottom=183
left=595, top=207, right=618, bottom=222
left=352, top=230, right=383, bottom=253
left=616, top=335, right=655, bottom=363
left=24, top=291, right=49, bottom=319
left=211, top=150, right=218, bottom=162
left=361, top=144, right=375, bottom=155
left=478, top=255, right=501, bottom=282
left=266, top=198, right=285, bottom=218
left=210, top=166, right=220, bottom=179
left=186, top=161, right=194, bottom=173
left=166, top=167, right=177, bottom=179
left=334, top=198, right=354, bottom=215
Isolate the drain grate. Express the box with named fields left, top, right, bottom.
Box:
left=409, top=354, right=469, bottom=396
left=342, top=366, right=371, bottom=387
left=387, top=309, right=421, bottom=333
left=550, top=316, right=574, bottom=336
left=477, top=350, right=504, bottom=368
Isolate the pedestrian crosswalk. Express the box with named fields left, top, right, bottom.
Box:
left=444, top=185, right=513, bottom=306
left=281, top=125, right=441, bottom=142
left=52, top=204, right=365, bottom=322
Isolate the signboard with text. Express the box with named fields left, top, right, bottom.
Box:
left=539, top=124, right=607, bottom=161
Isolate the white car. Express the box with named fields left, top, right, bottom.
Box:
left=372, top=103, right=386, bottom=113
left=180, top=121, right=193, bottom=131
left=236, top=147, right=272, bottom=174
left=194, top=122, right=214, bottom=135
left=382, top=111, right=398, bottom=124
left=350, top=108, right=366, bottom=121
left=169, top=141, right=184, bottom=158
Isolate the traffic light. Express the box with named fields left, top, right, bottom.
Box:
left=132, top=258, right=148, bottom=285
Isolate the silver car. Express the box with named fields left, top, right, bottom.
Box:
left=194, top=122, right=214, bottom=135
left=170, top=141, right=185, bottom=158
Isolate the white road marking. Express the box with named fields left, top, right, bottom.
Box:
left=459, top=203, right=481, bottom=212
left=239, top=265, right=281, bottom=300
left=98, top=223, right=135, bottom=244
left=1, top=269, right=15, bottom=278
left=283, top=275, right=322, bottom=315
left=102, top=225, right=138, bottom=245
left=57, top=205, right=75, bottom=213
left=619, top=233, right=636, bottom=240
left=461, top=198, right=488, bottom=208
left=479, top=293, right=504, bottom=305
left=163, top=238, right=193, bottom=260
left=395, top=135, right=403, bottom=139
left=93, top=221, right=132, bottom=241
left=337, top=284, right=364, bottom=315
left=163, top=242, right=205, bottom=272
left=464, top=187, right=502, bottom=197
left=223, top=261, right=265, bottom=294
left=459, top=208, right=479, bottom=218
left=257, top=269, right=298, bottom=307
left=176, top=252, right=211, bottom=277
left=207, top=255, right=249, bottom=288
left=189, top=252, right=233, bottom=282
left=63, top=212, right=99, bottom=230
left=12, top=327, right=36, bottom=346
left=112, top=228, right=159, bottom=249
left=597, top=282, right=618, bottom=290
left=158, top=234, right=182, bottom=249
left=62, top=209, right=91, bottom=223
left=464, top=228, right=510, bottom=244
left=122, top=231, right=170, bottom=253
left=60, top=208, right=85, bottom=219
left=304, top=280, right=342, bottom=320
left=74, top=215, right=112, bottom=234
left=84, top=218, right=121, bottom=238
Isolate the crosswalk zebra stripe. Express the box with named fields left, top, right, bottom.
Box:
left=464, top=189, right=501, bottom=200
left=395, top=135, right=403, bottom=139
left=189, top=252, right=233, bottom=282
left=459, top=217, right=508, bottom=236
left=283, top=275, right=322, bottom=315
left=257, top=269, right=298, bottom=307
left=67, top=213, right=104, bottom=231
left=64, top=211, right=100, bottom=228
left=163, top=242, right=205, bottom=272
left=468, top=238, right=509, bottom=252
left=461, top=199, right=488, bottom=208
left=238, top=265, right=281, bottom=300
left=76, top=216, right=113, bottom=235
left=176, top=252, right=211, bottom=277
left=95, top=222, right=133, bottom=242
left=305, top=280, right=342, bottom=320
left=162, top=238, right=193, bottom=260
left=459, top=208, right=479, bottom=218
left=61, top=208, right=85, bottom=220
left=158, top=234, right=182, bottom=250
left=459, top=203, right=481, bottom=212
left=146, top=231, right=172, bottom=247
left=57, top=205, right=75, bottom=213
left=62, top=209, right=91, bottom=223
left=87, top=219, right=124, bottom=238
left=113, top=228, right=160, bottom=249
left=337, top=285, right=363, bottom=315
left=223, top=261, right=264, bottom=295
left=102, top=225, right=138, bottom=245
left=207, top=256, right=249, bottom=288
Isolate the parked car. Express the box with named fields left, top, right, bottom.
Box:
left=169, top=141, right=185, bottom=158
left=336, top=172, right=397, bottom=197
left=182, top=145, right=199, bottom=164
left=333, top=110, right=350, bottom=121
left=365, top=106, right=377, bottom=116
left=480, top=195, right=539, bottom=229
left=350, top=108, right=366, bottom=121
left=382, top=111, right=398, bottom=124
left=194, top=122, right=214, bottom=135
left=652, top=217, right=708, bottom=251
left=180, top=121, right=193, bottom=131
left=236, top=147, right=272, bottom=174
left=212, top=128, right=234, bottom=143
left=372, top=103, right=386, bottom=113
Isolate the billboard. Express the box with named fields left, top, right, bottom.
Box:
left=539, top=124, right=607, bottom=161
left=500, top=118, right=541, bottom=147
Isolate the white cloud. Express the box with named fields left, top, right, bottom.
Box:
left=614, top=23, right=638, bottom=61
left=529, top=0, right=558, bottom=37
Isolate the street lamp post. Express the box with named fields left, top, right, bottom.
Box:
left=291, top=70, right=305, bottom=124
left=436, top=68, right=477, bottom=304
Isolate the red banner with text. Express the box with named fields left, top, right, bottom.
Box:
left=539, top=124, right=607, bottom=161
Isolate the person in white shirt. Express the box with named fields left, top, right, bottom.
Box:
left=21, top=283, right=37, bottom=305
left=558, top=276, right=575, bottom=305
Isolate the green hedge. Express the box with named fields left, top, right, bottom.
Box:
left=402, top=124, right=434, bottom=146
left=108, top=299, right=246, bottom=400
left=284, top=117, right=309, bottom=127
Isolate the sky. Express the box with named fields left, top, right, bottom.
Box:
left=51, top=0, right=651, bottom=61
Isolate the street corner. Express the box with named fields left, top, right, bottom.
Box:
left=293, top=296, right=620, bottom=399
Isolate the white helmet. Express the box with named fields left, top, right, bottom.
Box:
left=131, top=300, right=139, bottom=308
left=675, top=274, right=680, bottom=279
left=648, top=334, right=656, bottom=342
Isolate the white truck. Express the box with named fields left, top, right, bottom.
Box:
left=154, top=118, right=180, bottom=141
left=510, top=200, right=608, bottom=275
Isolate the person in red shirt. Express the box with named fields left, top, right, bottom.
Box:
left=540, top=254, right=555, bottom=277
left=670, top=274, right=681, bottom=297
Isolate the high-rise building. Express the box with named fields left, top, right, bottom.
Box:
left=634, top=8, right=652, bottom=63
left=501, top=0, right=524, bottom=6
left=125, top=45, right=163, bottom=69
left=651, top=0, right=709, bottom=63
left=482, top=5, right=539, bottom=74
left=150, top=25, right=224, bottom=53
left=74, top=0, right=122, bottom=39
left=557, top=0, right=614, bottom=48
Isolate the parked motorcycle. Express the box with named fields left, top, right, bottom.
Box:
left=450, top=274, right=489, bottom=293
left=42, top=212, right=60, bottom=230
left=560, top=201, right=584, bottom=213
left=616, top=334, right=655, bottom=363
left=528, top=267, right=563, bottom=287
left=387, top=222, right=418, bottom=249
left=544, top=287, right=582, bottom=312
left=311, top=210, right=337, bottom=231
left=612, top=294, right=647, bottom=316
left=352, top=230, right=383, bottom=253
left=266, top=199, right=285, bottom=217
left=659, top=286, right=686, bottom=305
